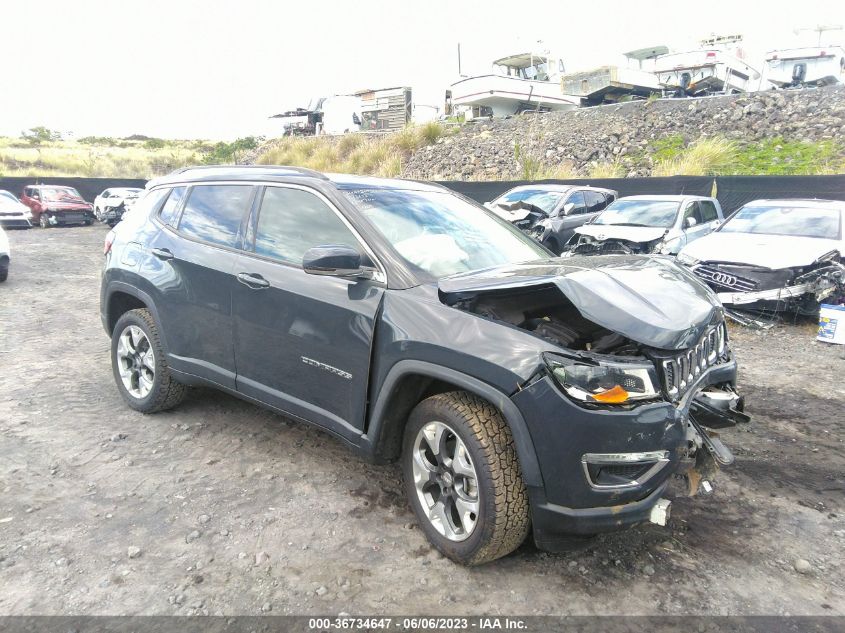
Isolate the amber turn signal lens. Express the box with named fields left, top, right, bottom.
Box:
left=590, top=385, right=629, bottom=403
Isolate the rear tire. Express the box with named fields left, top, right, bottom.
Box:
left=402, top=392, right=530, bottom=565
left=111, top=308, right=186, bottom=413
left=0, top=261, right=8, bottom=282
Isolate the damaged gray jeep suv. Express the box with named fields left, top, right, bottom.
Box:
left=100, top=166, right=749, bottom=565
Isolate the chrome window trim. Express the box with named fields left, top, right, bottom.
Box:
left=581, top=450, right=670, bottom=491
left=147, top=180, right=387, bottom=285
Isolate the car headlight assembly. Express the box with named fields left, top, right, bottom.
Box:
left=544, top=352, right=661, bottom=405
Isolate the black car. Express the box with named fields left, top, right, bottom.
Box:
left=100, top=166, right=748, bottom=565
left=485, top=184, right=617, bottom=254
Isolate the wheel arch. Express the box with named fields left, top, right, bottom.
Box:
left=364, top=360, right=543, bottom=488
left=103, top=282, right=164, bottom=339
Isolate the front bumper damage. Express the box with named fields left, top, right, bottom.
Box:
left=693, top=259, right=845, bottom=315
left=515, top=354, right=748, bottom=553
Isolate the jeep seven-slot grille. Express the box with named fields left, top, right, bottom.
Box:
left=660, top=322, right=727, bottom=399
left=693, top=264, right=758, bottom=292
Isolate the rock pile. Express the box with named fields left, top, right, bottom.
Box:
left=402, top=86, right=845, bottom=180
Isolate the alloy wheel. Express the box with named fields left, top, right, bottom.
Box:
left=412, top=421, right=480, bottom=541
left=116, top=325, right=155, bottom=399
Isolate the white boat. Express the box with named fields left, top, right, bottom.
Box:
left=560, top=46, right=667, bottom=105
left=653, top=48, right=763, bottom=95
left=450, top=53, right=579, bottom=119
left=763, top=46, right=845, bottom=88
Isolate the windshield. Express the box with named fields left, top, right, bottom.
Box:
left=493, top=188, right=564, bottom=214
left=720, top=205, right=842, bottom=239
left=41, top=187, right=83, bottom=202
left=0, top=191, right=18, bottom=203
left=344, top=188, right=549, bottom=278
left=594, top=199, right=680, bottom=228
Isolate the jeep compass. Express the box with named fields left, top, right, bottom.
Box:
left=100, top=166, right=748, bottom=565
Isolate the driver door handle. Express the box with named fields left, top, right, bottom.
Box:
left=237, top=272, right=270, bottom=289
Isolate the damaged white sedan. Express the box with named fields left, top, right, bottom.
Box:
left=678, top=198, right=845, bottom=314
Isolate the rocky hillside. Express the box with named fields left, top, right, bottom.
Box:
left=402, top=86, right=845, bottom=180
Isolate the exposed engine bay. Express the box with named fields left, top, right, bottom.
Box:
left=491, top=201, right=549, bottom=233
left=444, top=279, right=750, bottom=499
left=568, top=234, right=664, bottom=256
left=448, top=283, right=643, bottom=355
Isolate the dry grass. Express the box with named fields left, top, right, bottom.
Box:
left=0, top=137, right=206, bottom=178
left=256, top=122, right=448, bottom=177
left=652, top=137, right=738, bottom=176
left=587, top=159, right=625, bottom=178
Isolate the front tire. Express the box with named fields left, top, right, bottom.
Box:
left=39, top=214, right=50, bottom=229
left=111, top=308, right=186, bottom=413
left=402, top=392, right=530, bottom=565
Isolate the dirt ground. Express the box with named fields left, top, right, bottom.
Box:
left=0, top=225, right=843, bottom=616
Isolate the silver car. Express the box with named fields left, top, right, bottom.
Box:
left=567, top=195, right=724, bottom=255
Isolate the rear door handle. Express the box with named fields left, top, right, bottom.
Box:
left=151, top=247, right=174, bottom=260
left=237, top=272, right=270, bottom=289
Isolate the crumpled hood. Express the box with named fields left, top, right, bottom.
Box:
left=439, top=255, right=722, bottom=350
left=680, top=232, right=842, bottom=269
left=574, top=224, right=668, bottom=243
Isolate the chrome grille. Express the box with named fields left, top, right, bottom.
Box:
left=661, top=322, right=727, bottom=399
left=693, top=264, right=758, bottom=292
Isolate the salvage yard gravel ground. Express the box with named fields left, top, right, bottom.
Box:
left=0, top=226, right=843, bottom=615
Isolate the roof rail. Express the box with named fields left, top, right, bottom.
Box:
left=168, top=165, right=329, bottom=180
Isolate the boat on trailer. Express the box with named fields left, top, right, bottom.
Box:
left=763, top=46, right=845, bottom=88
left=450, top=52, right=579, bottom=119
left=560, top=45, right=667, bottom=106
left=653, top=35, right=764, bottom=96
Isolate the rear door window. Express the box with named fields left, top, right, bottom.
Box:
left=178, top=185, right=253, bottom=248
left=157, top=187, right=187, bottom=227
left=252, top=186, right=360, bottom=266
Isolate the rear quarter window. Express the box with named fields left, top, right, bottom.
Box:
left=158, top=186, right=187, bottom=227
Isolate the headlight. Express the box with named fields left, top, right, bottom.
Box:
left=677, top=252, right=699, bottom=267
left=544, top=352, right=661, bottom=405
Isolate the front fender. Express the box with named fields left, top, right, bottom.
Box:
left=364, top=359, right=543, bottom=488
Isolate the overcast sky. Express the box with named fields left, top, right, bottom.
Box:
left=3, top=0, right=842, bottom=139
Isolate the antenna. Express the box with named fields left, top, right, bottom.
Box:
left=793, top=24, right=843, bottom=45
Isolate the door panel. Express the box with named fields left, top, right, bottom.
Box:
left=143, top=184, right=254, bottom=388
left=551, top=191, right=589, bottom=247
left=147, top=227, right=240, bottom=388
left=682, top=201, right=713, bottom=245
left=232, top=257, right=383, bottom=436
left=232, top=185, right=384, bottom=436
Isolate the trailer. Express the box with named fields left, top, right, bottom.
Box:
left=560, top=46, right=667, bottom=105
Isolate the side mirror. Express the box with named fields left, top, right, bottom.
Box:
left=684, top=216, right=698, bottom=228
left=561, top=202, right=575, bottom=216
left=303, top=244, right=368, bottom=278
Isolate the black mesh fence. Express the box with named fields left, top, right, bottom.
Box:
left=2, top=174, right=845, bottom=213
